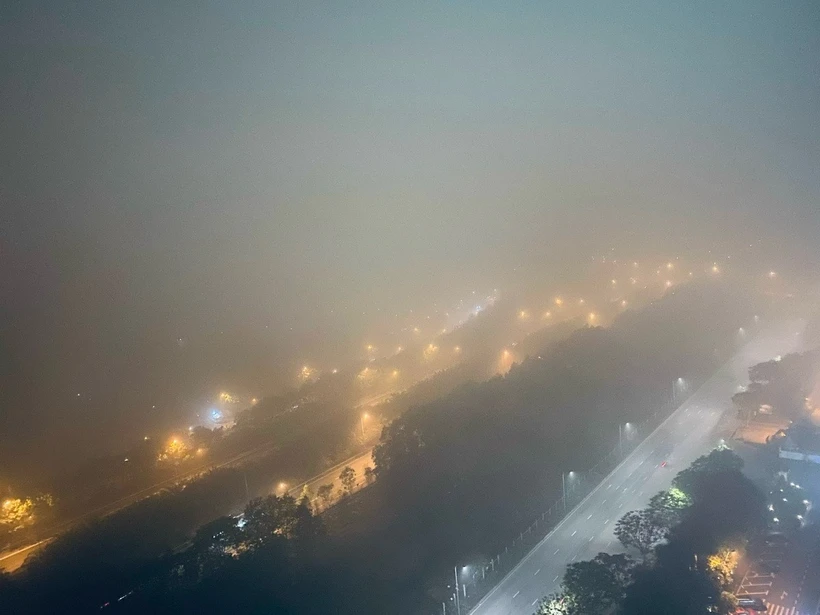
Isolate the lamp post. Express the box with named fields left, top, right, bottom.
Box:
left=619, top=423, right=633, bottom=457
left=454, top=566, right=461, bottom=614
left=672, top=377, right=685, bottom=406
left=562, top=471, right=576, bottom=512
left=360, top=412, right=369, bottom=439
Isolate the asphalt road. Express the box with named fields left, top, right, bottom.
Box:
left=470, top=320, right=804, bottom=615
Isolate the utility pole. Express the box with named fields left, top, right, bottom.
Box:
left=243, top=472, right=250, bottom=501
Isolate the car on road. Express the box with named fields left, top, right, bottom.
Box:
left=736, top=596, right=767, bottom=611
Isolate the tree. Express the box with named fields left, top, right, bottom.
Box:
left=189, top=426, right=217, bottom=449
left=534, top=591, right=578, bottom=615
left=191, top=515, right=242, bottom=554
left=292, top=495, right=324, bottom=543
left=317, top=484, right=334, bottom=507
left=339, top=466, right=356, bottom=494
left=717, top=590, right=739, bottom=615
left=242, top=495, right=298, bottom=546
left=562, top=552, right=634, bottom=613
left=363, top=466, right=376, bottom=485
left=706, top=547, right=739, bottom=589
left=672, top=448, right=743, bottom=500
left=615, top=510, right=666, bottom=559
left=647, top=488, right=691, bottom=533
left=732, top=384, right=766, bottom=422
left=621, top=563, right=718, bottom=615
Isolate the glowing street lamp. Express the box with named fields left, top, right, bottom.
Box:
left=562, top=471, right=578, bottom=512
left=360, top=412, right=369, bottom=438
left=619, top=423, right=634, bottom=456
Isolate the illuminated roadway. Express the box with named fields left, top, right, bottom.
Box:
left=470, top=320, right=804, bottom=615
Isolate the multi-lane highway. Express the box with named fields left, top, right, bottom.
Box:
left=470, top=320, right=804, bottom=615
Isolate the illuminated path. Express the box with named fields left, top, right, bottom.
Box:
left=470, top=320, right=804, bottom=615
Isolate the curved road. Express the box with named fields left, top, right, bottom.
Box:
left=470, top=320, right=803, bottom=615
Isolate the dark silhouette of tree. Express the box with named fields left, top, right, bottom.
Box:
left=339, top=466, right=356, bottom=494
left=672, top=448, right=743, bottom=500
left=562, top=552, right=634, bottom=613
left=647, top=488, right=691, bottom=533
left=615, top=510, right=666, bottom=559
left=316, top=483, right=334, bottom=507
left=242, top=495, right=298, bottom=547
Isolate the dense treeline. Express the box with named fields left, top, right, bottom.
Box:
left=0, top=281, right=765, bottom=613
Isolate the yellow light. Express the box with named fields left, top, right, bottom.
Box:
left=768, top=271, right=777, bottom=278
left=503, top=349, right=510, bottom=357
left=366, top=344, right=373, bottom=351
left=518, top=310, right=529, bottom=319
left=392, top=369, right=399, bottom=377
left=666, top=262, right=674, bottom=270
left=611, top=279, right=617, bottom=285
left=665, top=280, right=672, bottom=288
left=712, top=265, right=720, bottom=273
left=453, top=346, right=461, bottom=353
left=578, top=298, right=585, bottom=305
left=396, top=346, right=403, bottom=353
left=554, top=297, right=563, bottom=306
left=251, top=398, right=258, bottom=405
left=543, top=311, right=552, bottom=319
left=362, top=412, right=369, bottom=419
left=621, top=300, right=627, bottom=307
left=278, top=482, right=287, bottom=491
left=588, top=312, right=597, bottom=320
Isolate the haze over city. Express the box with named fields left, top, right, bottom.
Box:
left=2, top=1, right=820, bottom=614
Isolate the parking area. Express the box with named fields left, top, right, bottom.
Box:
left=735, top=530, right=820, bottom=615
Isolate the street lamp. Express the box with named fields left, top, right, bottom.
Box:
left=619, top=423, right=633, bottom=456
left=562, top=471, right=577, bottom=512
left=453, top=566, right=461, bottom=614
left=360, top=412, right=369, bottom=439
left=673, top=377, right=686, bottom=405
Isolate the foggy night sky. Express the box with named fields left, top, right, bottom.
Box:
left=1, top=0, right=819, bottom=480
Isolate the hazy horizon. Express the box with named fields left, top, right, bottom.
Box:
left=2, top=0, right=819, bottom=482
